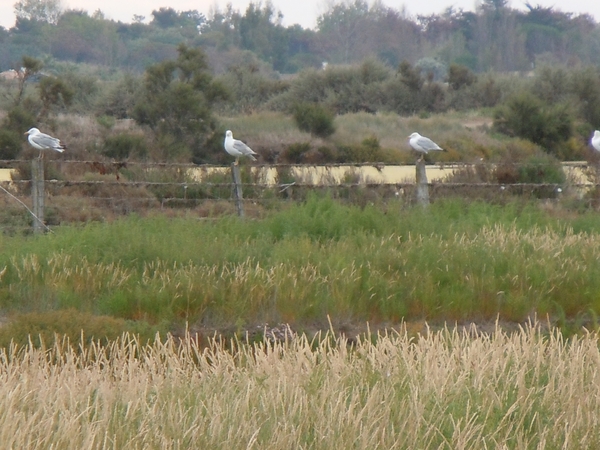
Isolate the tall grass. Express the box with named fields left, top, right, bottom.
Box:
left=1, top=324, right=600, bottom=449
left=1, top=197, right=600, bottom=331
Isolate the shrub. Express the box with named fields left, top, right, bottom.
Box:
left=447, top=63, right=477, bottom=90
left=493, top=91, right=573, bottom=156
left=292, top=102, right=336, bottom=138
left=516, top=153, right=565, bottom=184
left=282, top=142, right=311, bottom=163
left=0, top=129, right=22, bottom=159
left=3, top=105, right=36, bottom=133
left=102, top=133, right=147, bottom=160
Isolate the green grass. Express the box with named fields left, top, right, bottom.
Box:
left=1, top=196, right=600, bottom=336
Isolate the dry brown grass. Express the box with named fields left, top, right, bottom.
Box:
left=1, top=324, right=600, bottom=448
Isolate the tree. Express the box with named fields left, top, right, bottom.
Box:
left=238, top=2, right=288, bottom=71
left=133, top=44, right=228, bottom=162
left=12, top=55, right=43, bottom=106
left=14, top=0, right=62, bottom=24
left=151, top=7, right=205, bottom=30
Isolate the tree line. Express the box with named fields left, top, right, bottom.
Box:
left=2, top=0, right=600, bottom=74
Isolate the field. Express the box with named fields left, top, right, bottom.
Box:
left=2, top=196, right=600, bottom=336
left=2, top=196, right=600, bottom=447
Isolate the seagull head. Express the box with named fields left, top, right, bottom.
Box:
left=25, top=128, right=39, bottom=136
left=225, top=130, right=233, bottom=138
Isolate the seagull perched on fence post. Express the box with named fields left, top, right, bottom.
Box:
left=591, top=130, right=600, bottom=152
left=25, top=127, right=66, bottom=159
left=224, top=130, right=257, bottom=165
left=408, top=132, right=445, bottom=162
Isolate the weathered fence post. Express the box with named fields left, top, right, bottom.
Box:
left=231, top=163, right=245, bottom=217
left=31, top=158, right=45, bottom=233
left=415, top=159, right=429, bottom=207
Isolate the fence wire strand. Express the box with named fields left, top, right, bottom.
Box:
left=0, top=160, right=598, bottom=233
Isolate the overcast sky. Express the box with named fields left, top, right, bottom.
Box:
left=1, top=0, right=599, bottom=30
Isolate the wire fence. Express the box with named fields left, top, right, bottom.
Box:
left=0, top=159, right=598, bottom=234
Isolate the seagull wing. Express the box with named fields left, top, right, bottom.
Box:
left=415, top=136, right=442, bottom=152
left=30, top=132, right=65, bottom=152
left=233, top=139, right=257, bottom=160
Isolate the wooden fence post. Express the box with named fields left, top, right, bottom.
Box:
left=415, top=159, right=429, bottom=207
left=231, top=163, right=245, bottom=217
left=31, top=158, right=45, bottom=233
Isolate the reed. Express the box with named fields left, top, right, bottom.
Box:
left=0, top=324, right=599, bottom=449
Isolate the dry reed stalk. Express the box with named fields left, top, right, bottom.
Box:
left=0, top=324, right=599, bottom=448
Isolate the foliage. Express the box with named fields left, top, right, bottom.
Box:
left=2, top=105, right=36, bottom=133
left=0, top=129, right=22, bottom=159
left=0, top=104, right=36, bottom=159
left=215, top=61, right=289, bottom=114
left=270, top=60, right=389, bottom=115
left=102, top=133, right=147, bottom=160
left=37, top=76, right=74, bottom=120
left=151, top=7, right=206, bottom=30
left=96, top=73, right=141, bottom=119
left=447, top=63, right=477, bottom=90
left=132, top=44, right=228, bottom=162
left=336, top=135, right=384, bottom=163
left=569, top=67, right=600, bottom=127
left=292, top=102, right=336, bottom=138
left=281, top=142, right=311, bottom=163
left=493, top=91, right=573, bottom=155
left=2, top=198, right=600, bottom=327
left=3, top=0, right=600, bottom=77
left=14, top=0, right=62, bottom=24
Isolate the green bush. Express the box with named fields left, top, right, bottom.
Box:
left=102, top=133, right=147, bottom=160
left=493, top=91, right=573, bottom=156
left=447, top=63, right=477, bottom=90
left=335, top=135, right=384, bottom=163
left=0, top=129, right=22, bottom=159
left=3, top=106, right=36, bottom=133
left=282, top=142, right=311, bottom=163
left=517, top=153, right=565, bottom=184
left=292, top=102, right=336, bottom=138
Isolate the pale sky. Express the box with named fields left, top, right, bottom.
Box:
left=1, top=0, right=599, bottom=30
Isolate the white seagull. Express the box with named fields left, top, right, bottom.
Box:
left=25, top=127, right=66, bottom=159
left=224, top=130, right=257, bottom=165
left=591, top=130, right=600, bottom=152
left=408, top=132, right=445, bottom=161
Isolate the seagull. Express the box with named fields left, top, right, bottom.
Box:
left=591, top=130, right=600, bottom=152
left=224, top=130, right=257, bottom=165
left=25, top=127, right=66, bottom=159
left=408, top=132, right=445, bottom=161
